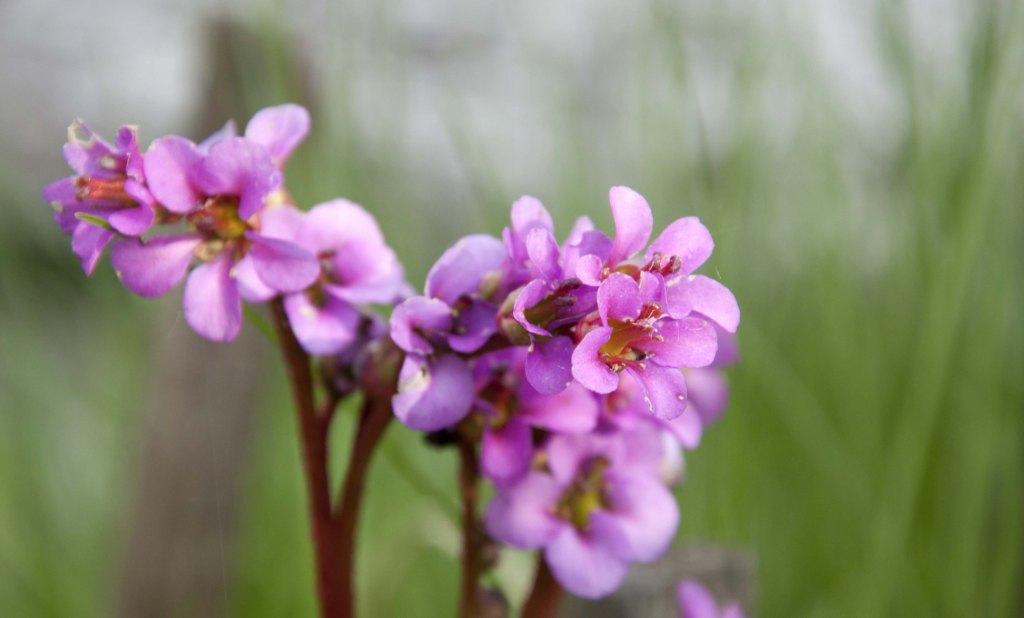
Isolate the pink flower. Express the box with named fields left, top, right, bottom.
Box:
left=485, top=430, right=679, bottom=599
left=110, top=105, right=319, bottom=342
left=677, top=579, right=744, bottom=618
left=42, top=122, right=155, bottom=274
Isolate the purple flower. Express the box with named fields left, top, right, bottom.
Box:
left=485, top=431, right=679, bottom=599
left=677, top=579, right=744, bottom=618
left=110, top=107, right=320, bottom=341
left=390, top=235, right=507, bottom=430
left=255, top=199, right=406, bottom=355
left=472, top=350, right=599, bottom=484
left=570, top=272, right=718, bottom=419
left=42, top=121, right=156, bottom=274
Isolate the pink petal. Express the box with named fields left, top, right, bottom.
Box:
left=197, top=119, right=238, bottom=153
left=626, top=364, right=689, bottom=420
left=389, top=296, right=453, bottom=355
left=597, top=273, right=643, bottom=324
left=232, top=254, right=276, bottom=302
left=143, top=136, right=203, bottom=213
left=111, top=234, right=201, bottom=297
left=575, top=253, right=606, bottom=287
left=646, top=216, right=714, bottom=276
left=525, top=227, right=561, bottom=281
left=669, top=275, right=740, bottom=333
left=571, top=327, right=619, bottom=394
left=519, top=382, right=599, bottom=433
left=425, top=234, right=506, bottom=304
left=638, top=317, right=718, bottom=369
left=484, top=472, right=562, bottom=549
left=678, top=580, right=720, bottom=618
left=183, top=252, right=243, bottom=342
left=608, top=185, right=653, bottom=265
left=71, top=223, right=114, bottom=276
left=525, top=335, right=574, bottom=395
left=195, top=137, right=280, bottom=219
left=107, top=204, right=154, bottom=236
left=480, top=419, right=533, bottom=483
left=244, top=104, right=310, bottom=167
left=603, top=472, right=679, bottom=562
left=245, top=233, right=319, bottom=293
left=392, top=354, right=474, bottom=431
left=544, top=526, right=630, bottom=599
left=512, top=279, right=552, bottom=337
left=283, top=292, right=360, bottom=355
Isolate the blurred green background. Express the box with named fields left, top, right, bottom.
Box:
left=1, top=0, right=1021, bottom=616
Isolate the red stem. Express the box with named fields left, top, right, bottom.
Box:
left=457, top=439, right=482, bottom=618
left=269, top=299, right=345, bottom=617
left=522, top=553, right=563, bottom=618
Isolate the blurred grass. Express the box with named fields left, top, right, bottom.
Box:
left=1, top=0, right=1023, bottom=616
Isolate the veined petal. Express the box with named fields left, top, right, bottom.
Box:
left=183, top=251, right=243, bottom=342
left=111, top=234, right=201, bottom=297
left=425, top=234, right=506, bottom=304
left=668, top=275, right=740, bottom=333
left=283, top=292, right=360, bottom=355
left=392, top=354, right=474, bottom=431
left=525, top=335, right=574, bottom=395
left=646, top=216, right=713, bottom=276
left=571, top=327, right=619, bottom=394
left=244, top=104, right=310, bottom=167
left=625, top=365, right=688, bottom=420
left=144, top=136, right=202, bottom=213
left=245, top=232, right=320, bottom=293
left=525, top=227, right=561, bottom=281
left=545, top=526, right=630, bottom=599
left=637, top=317, right=717, bottom=369
left=608, top=186, right=653, bottom=265
left=603, top=472, right=679, bottom=562
left=480, top=419, right=533, bottom=483
left=484, top=472, right=562, bottom=549
left=597, top=272, right=643, bottom=324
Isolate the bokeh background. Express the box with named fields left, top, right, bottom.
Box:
left=1, top=0, right=1022, bottom=615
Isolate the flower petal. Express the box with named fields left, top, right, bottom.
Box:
left=232, top=254, right=276, bottom=303
left=512, top=279, right=552, bottom=337
left=197, top=119, right=238, bottom=154
left=575, top=253, right=606, bottom=287
left=71, top=223, right=114, bottom=276
left=244, top=104, right=310, bottom=167
left=603, top=472, right=679, bottom=562
left=283, top=292, right=360, bottom=355
left=525, top=335, right=575, bottom=395
left=480, top=419, right=533, bottom=483
left=625, top=365, right=688, bottom=420
left=637, top=317, right=718, bottom=369
left=677, top=580, right=720, bottom=618
left=519, top=382, right=599, bottom=434
left=448, top=300, right=498, bottom=353
left=608, top=186, right=653, bottom=265
left=389, top=296, right=453, bottom=355
left=571, top=327, right=619, bottom=394
left=107, top=204, right=154, bottom=237
left=597, top=272, right=643, bottom=324
left=183, top=251, right=243, bottom=342
left=667, top=275, right=740, bottom=333
left=143, top=136, right=203, bottom=213
left=425, top=234, right=506, bottom=304
left=245, top=232, right=320, bottom=293
left=195, top=137, right=280, bottom=219
left=646, top=216, right=713, bottom=276
left=484, top=472, right=562, bottom=549
left=111, top=235, right=201, bottom=297
left=392, top=354, right=474, bottom=431
left=545, top=526, right=630, bottom=599
left=525, top=227, right=561, bottom=281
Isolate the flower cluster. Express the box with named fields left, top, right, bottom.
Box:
left=43, top=105, right=405, bottom=348
left=389, top=188, right=739, bottom=598
left=44, top=106, right=740, bottom=604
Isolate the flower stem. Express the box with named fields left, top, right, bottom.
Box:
left=522, top=553, right=562, bottom=618
left=457, top=438, right=482, bottom=618
left=269, top=299, right=345, bottom=617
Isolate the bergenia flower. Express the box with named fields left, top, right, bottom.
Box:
left=471, top=350, right=599, bottom=484
left=42, top=122, right=155, bottom=274
left=254, top=199, right=406, bottom=355
left=571, top=272, right=718, bottom=419
left=485, top=431, right=678, bottom=599
left=677, top=579, right=744, bottom=618
left=110, top=106, right=320, bottom=342
left=390, top=235, right=507, bottom=431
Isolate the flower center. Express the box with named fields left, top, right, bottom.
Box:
left=74, top=176, right=135, bottom=206
left=594, top=303, right=664, bottom=372
left=188, top=197, right=248, bottom=240
left=555, top=457, right=610, bottom=530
